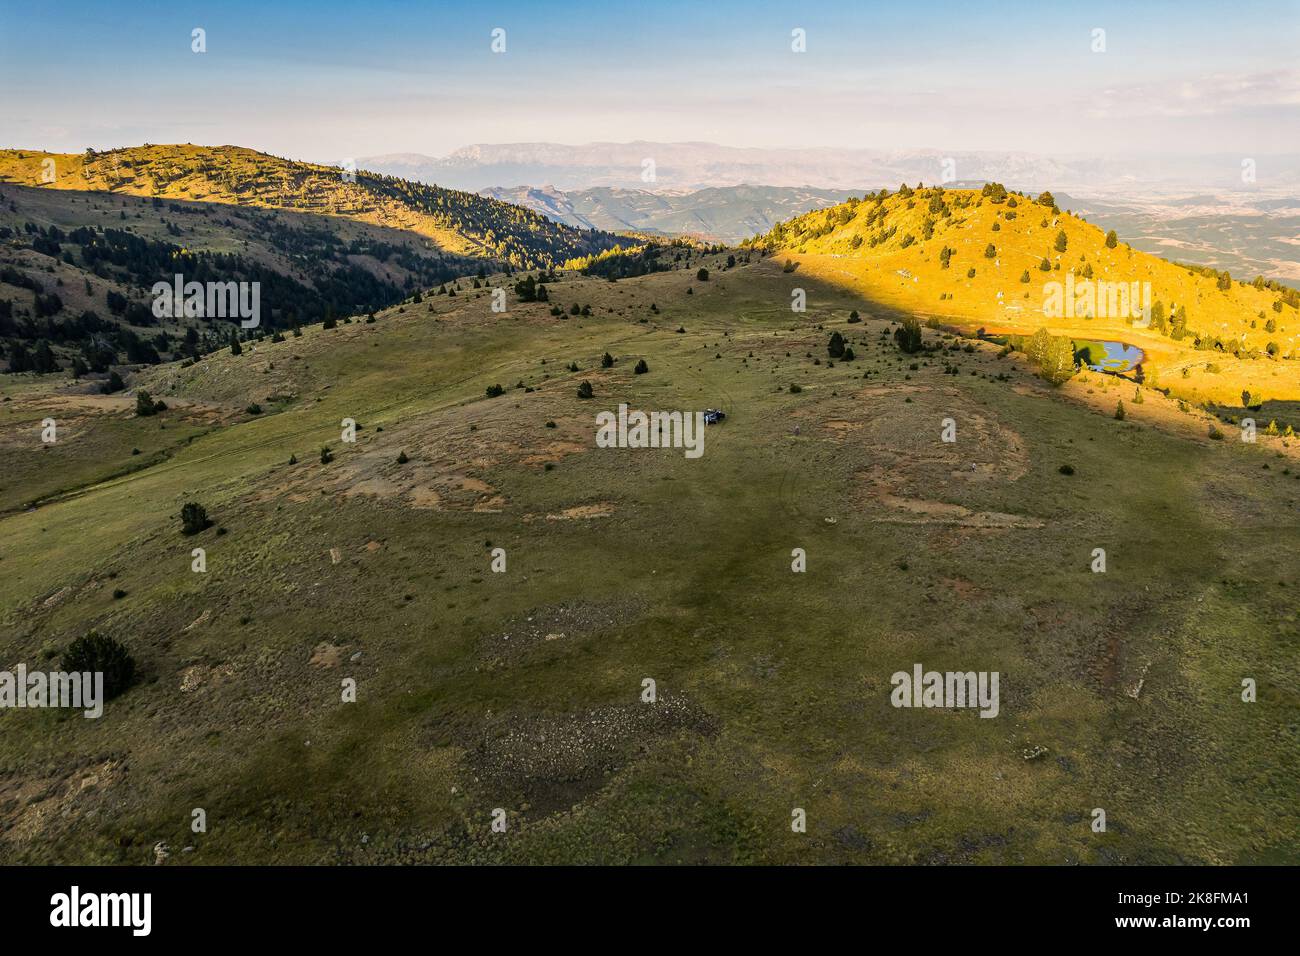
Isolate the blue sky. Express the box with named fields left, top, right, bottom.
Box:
left=2, top=0, right=1297, bottom=160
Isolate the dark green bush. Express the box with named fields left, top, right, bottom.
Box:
left=180, top=502, right=211, bottom=535
left=61, top=631, right=136, bottom=700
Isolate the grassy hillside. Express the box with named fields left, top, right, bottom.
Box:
left=746, top=184, right=1300, bottom=408
left=0, top=145, right=623, bottom=268
left=0, top=181, right=483, bottom=358
left=0, top=145, right=625, bottom=376
left=1, top=247, right=1296, bottom=864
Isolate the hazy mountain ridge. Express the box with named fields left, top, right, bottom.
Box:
left=478, top=184, right=859, bottom=243
left=362, top=143, right=1300, bottom=282
left=358, top=142, right=1300, bottom=194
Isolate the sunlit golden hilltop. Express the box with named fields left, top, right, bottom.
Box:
left=747, top=184, right=1300, bottom=406
left=0, top=144, right=622, bottom=269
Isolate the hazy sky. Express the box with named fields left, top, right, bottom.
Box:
left=2, top=0, right=1298, bottom=161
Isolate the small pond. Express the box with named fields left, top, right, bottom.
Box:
left=1075, top=339, right=1144, bottom=373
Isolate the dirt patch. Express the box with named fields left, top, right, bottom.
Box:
left=396, top=471, right=506, bottom=512
left=179, top=662, right=236, bottom=692
left=519, top=441, right=587, bottom=467
left=822, top=419, right=865, bottom=438
left=342, top=477, right=402, bottom=499
left=816, top=387, right=1031, bottom=487
left=531, top=502, right=616, bottom=521
left=0, top=759, right=124, bottom=845
left=309, top=642, right=351, bottom=668
left=17, top=394, right=135, bottom=414
left=874, top=491, right=1044, bottom=529
left=941, top=577, right=983, bottom=600
left=184, top=609, right=211, bottom=630
left=856, top=463, right=1043, bottom=529
left=408, top=486, right=442, bottom=510
left=854, top=384, right=932, bottom=399
left=41, top=587, right=71, bottom=609
left=248, top=433, right=510, bottom=513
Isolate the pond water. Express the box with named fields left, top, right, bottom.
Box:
left=1076, top=340, right=1144, bottom=373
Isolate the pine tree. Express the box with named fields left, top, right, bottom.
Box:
left=61, top=632, right=135, bottom=700
left=180, top=502, right=211, bottom=535
left=32, top=340, right=59, bottom=373
left=894, top=317, right=922, bottom=354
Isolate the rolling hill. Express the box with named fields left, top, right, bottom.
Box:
left=0, top=145, right=625, bottom=369
left=1, top=242, right=1296, bottom=864
left=1, top=157, right=1298, bottom=866
left=746, top=184, right=1300, bottom=407
left=0, top=145, right=623, bottom=267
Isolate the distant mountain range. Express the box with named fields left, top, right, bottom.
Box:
left=477, top=184, right=859, bottom=244
left=356, top=142, right=1300, bottom=195
left=355, top=143, right=1300, bottom=282
left=1055, top=192, right=1300, bottom=284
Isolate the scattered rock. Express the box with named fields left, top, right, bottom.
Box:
left=310, top=642, right=350, bottom=668
left=184, top=609, right=212, bottom=631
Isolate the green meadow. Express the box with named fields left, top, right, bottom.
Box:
left=1, top=256, right=1296, bottom=864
